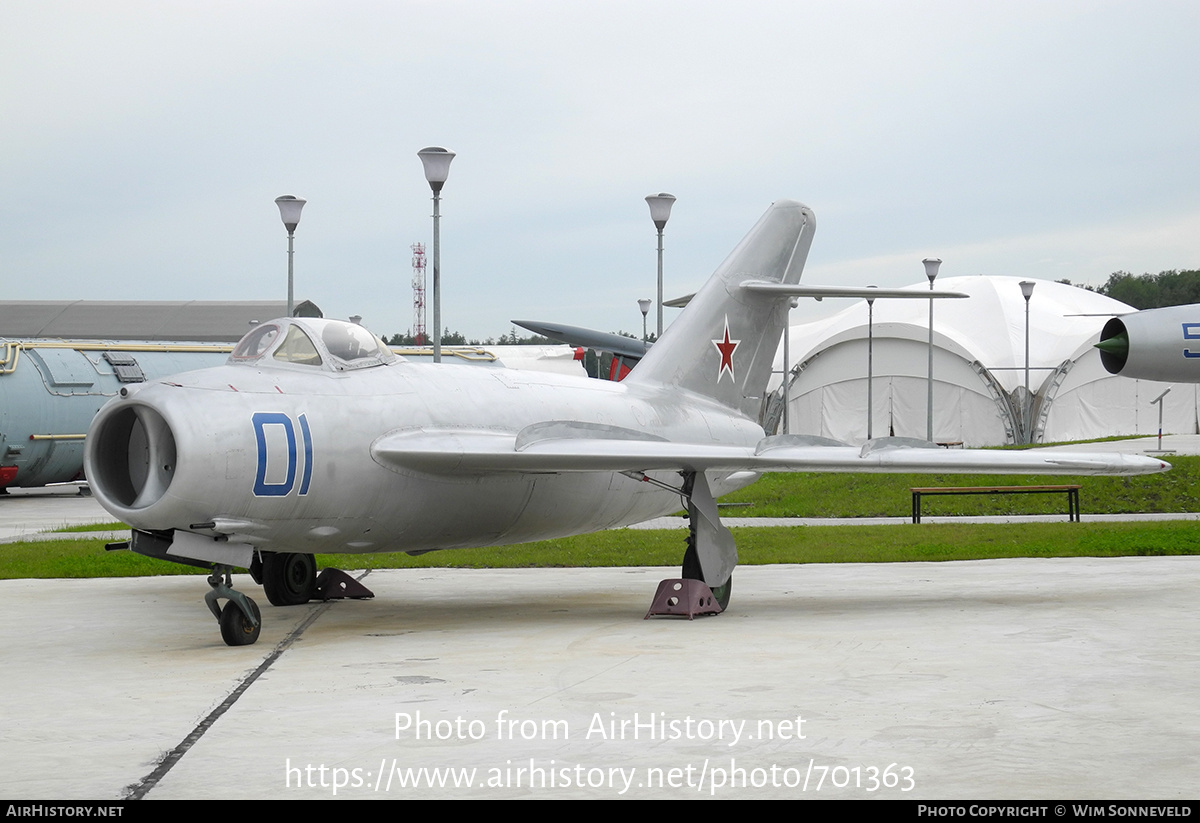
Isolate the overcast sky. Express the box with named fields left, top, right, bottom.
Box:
left=2, top=0, right=1198, bottom=340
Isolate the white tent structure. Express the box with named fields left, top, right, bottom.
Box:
left=774, top=276, right=1199, bottom=446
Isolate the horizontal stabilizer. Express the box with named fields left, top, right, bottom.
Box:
left=740, top=282, right=969, bottom=300
left=665, top=284, right=970, bottom=309
left=511, top=320, right=650, bottom=358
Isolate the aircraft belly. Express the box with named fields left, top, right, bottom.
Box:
left=496, top=472, right=679, bottom=545
left=202, top=474, right=656, bottom=556
left=301, top=470, right=680, bottom=554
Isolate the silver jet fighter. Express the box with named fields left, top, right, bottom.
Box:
left=84, top=200, right=1171, bottom=646
left=1096, top=303, right=1200, bottom=382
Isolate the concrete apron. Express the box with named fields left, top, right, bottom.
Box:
left=0, top=557, right=1196, bottom=799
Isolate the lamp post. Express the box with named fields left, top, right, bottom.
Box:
left=866, top=286, right=877, bottom=440
left=274, top=195, right=306, bottom=317
left=782, top=299, right=796, bottom=435
left=418, top=147, right=456, bottom=363
left=1019, top=280, right=1036, bottom=391
left=1150, top=388, right=1172, bottom=452
left=645, top=193, right=676, bottom=339
left=923, top=258, right=941, bottom=442
left=638, top=298, right=651, bottom=343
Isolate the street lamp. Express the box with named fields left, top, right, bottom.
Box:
left=1019, top=280, right=1036, bottom=391
left=1150, top=388, right=1172, bottom=453
left=418, top=146, right=456, bottom=363
left=781, top=297, right=798, bottom=435
left=866, top=286, right=878, bottom=440
left=923, top=258, right=942, bottom=442
left=645, top=193, right=676, bottom=339
left=274, top=195, right=306, bottom=317
left=638, top=298, right=651, bottom=343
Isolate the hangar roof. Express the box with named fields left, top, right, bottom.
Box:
left=0, top=300, right=322, bottom=343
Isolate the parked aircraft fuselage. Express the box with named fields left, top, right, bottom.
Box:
left=88, top=358, right=760, bottom=555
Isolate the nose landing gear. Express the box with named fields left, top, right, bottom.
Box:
left=205, top=565, right=261, bottom=646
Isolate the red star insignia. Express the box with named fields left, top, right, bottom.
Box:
left=712, top=315, right=740, bottom=382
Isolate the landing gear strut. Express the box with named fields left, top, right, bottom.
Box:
left=679, top=470, right=736, bottom=610
left=682, top=540, right=733, bottom=611
left=642, top=470, right=737, bottom=618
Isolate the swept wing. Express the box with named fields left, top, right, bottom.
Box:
left=373, top=425, right=1168, bottom=476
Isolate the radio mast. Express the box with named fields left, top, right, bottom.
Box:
left=411, top=242, right=427, bottom=345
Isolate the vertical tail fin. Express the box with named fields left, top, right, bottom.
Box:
left=626, top=199, right=815, bottom=421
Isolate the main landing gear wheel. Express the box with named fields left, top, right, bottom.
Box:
left=682, top=541, right=732, bottom=611
left=262, top=552, right=317, bottom=606
left=219, top=597, right=262, bottom=646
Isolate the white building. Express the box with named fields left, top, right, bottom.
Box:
left=777, top=276, right=1199, bottom=446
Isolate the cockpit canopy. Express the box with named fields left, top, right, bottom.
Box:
left=229, top=318, right=397, bottom=372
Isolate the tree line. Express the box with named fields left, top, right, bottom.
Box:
left=1060, top=269, right=1200, bottom=309
left=386, top=326, right=554, bottom=347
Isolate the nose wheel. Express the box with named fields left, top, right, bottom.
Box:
left=219, top=597, right=262, bottom=646
left=205, top=565, right=262, bottom=646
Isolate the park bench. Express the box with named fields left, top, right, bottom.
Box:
left=910, top=484, right=1081, bottom=524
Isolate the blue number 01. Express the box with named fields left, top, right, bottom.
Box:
left=252, top=412, right=313, bottom=497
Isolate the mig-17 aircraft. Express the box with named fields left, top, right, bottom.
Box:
left=1096, top=303, right=1200, bottom=382
left=83, top=200, right=1170, bottom=645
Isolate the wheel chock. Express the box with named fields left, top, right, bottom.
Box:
left=315, top=568, right=375, bottom=601
left=645, top=578, right=724, bottom=619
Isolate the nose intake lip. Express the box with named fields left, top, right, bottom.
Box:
left=86, top=403, right=177, bottom=511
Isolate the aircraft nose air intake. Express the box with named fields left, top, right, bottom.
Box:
left=87, top=404, right=178, bottom=511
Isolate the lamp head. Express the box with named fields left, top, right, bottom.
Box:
left=922, top=258, right=942, bottom=283
left=418, top=147, right=456, bottom=193
left=644, top=192, right=676, bottom=231
left=274, top=195, right=306, bottom=234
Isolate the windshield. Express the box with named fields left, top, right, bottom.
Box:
left=230, top=324, right=280, bottom=361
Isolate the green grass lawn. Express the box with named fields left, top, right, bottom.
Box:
left=4, top=520, right=1195, bottom=580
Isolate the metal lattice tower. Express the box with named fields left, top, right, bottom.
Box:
left=411, top=242, right=427, bottom=345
